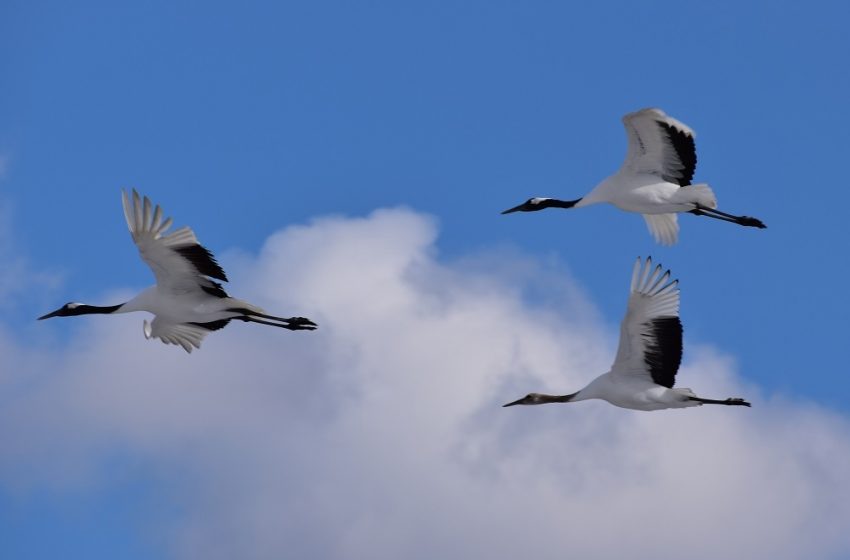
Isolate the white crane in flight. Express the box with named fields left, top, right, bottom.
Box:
left=504, top=257, right=751, bottom=411
left=502, top=108, right=766, bottom=245
left=39, top=189, right=316, bottom=352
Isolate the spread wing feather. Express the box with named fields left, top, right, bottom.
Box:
left=620, top=108, right=698, bottom=187
left=122, top=189, right=229, bottom=297
left=143, top=318, right=232, bottom=353
left=642, top=213, right=679, bottom=246
left=611, top=257, right=682, bottom=388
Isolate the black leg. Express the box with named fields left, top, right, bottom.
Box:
left=690, top=206, right=766, bottom=229
left=689, top=396, right=751, bottom=407
left=689, top=207, right=739, bottom=224
left=239, top=316, right=317, bottom=331
left=227, top=307, right=318, bottom=327
left=248, top=310, right=317, bottom=327
left=704, top=207, right=767, bottom=228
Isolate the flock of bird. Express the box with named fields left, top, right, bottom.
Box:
left=40, top=108, right=761, bottom=412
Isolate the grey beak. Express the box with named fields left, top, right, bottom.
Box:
left=503, top=397, right=525, bottom=407
left=501, top=204, right=525, bottom=215
left=37, top=310, right=60, bottom=320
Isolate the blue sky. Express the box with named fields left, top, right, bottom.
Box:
left=2, top=1, right=850, bottom=558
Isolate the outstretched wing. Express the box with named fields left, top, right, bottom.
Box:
left=642, top=213, right=679, bottom=246
left=611, top=257, right=682, bottom=388
left=143, top=317, right=232, bottom=353
left=620, top=108, right=697, bottom=187
left=122, top=189, right=229, bottom=297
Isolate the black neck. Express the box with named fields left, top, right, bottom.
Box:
left=541, top=198, right=581, bottom=210
left=73, top=304, right=123, bottom=315
left=540, top=392, right=579, bottom=404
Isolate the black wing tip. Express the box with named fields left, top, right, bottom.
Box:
left=175, top=244, right=229, bottom=282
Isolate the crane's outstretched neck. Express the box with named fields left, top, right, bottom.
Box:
left=38, top=302, right=125, bottom=320
left=541, top=198, right=582, bottom=210
left=502, top=198, right=583, bottom=214
left=503, top=391, right=579, bottom=407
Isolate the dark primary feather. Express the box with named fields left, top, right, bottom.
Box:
left=642, top=316, right=683, bottom=388
left=174, top=244, right=228, bottom=282
left=201, top=281, right=229, bottom=298
left=657, top=121, right=697, bottom=187
left=190, top=319, right=232, bottom=332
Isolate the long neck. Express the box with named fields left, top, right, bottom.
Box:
left=75, top=303, right=124, bottom=315
left=540, top=198, right=582, bottom=210
left=539, top=392, right=579, bottom=404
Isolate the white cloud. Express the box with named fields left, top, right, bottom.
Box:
left=1, top=207, right=849, bottom=559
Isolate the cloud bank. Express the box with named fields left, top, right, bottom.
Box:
left=1, top=208, right=849, bottom=559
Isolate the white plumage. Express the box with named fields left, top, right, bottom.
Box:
left=38, top=189, right=316, bottom=352
left=503, top=257, right=750, bottom=411
left=503, top=108, right=766, bottom=245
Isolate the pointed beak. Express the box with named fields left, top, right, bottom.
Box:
left=502, top=397, right=525, bottom=407
left=37, top=309, right=60, bottom=320
left=501, top=203, right=525, bottom=215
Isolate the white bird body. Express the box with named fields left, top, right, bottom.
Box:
left=571, top=372, right=700, bottom=411
left=117, top=286, right=238, bottom=319
left=503, top=108, right=765, bottom=245
left=579, top=175, right=715, bottom=214
left=504, top=257, right=750, bottom=412
left=39, top=189, right=316, bottom=352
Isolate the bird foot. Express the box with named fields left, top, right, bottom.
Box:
left=738, top=216, right=766, bottom=229
left=285, top=317, right=318, bottom=330
left=726, top=398, right=751, bottom=407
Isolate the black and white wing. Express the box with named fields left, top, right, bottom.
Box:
left=122, top=189, right=229, bottom=298
left=620, top=108, right=697, bottom=187
left=143, top=317, right=231, bottom=353
left=611, top=257, right=682, bottom=388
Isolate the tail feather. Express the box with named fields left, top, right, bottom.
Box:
left=674, top=183, right=717, bottom=209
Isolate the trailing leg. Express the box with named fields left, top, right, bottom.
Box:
left=689, top=206, right=766, bottom=229
left=228, top=307, right=317, bottom=328
left=237, top=315, right=317, bottom=331
left=689, top=396, right=751, bottom=407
